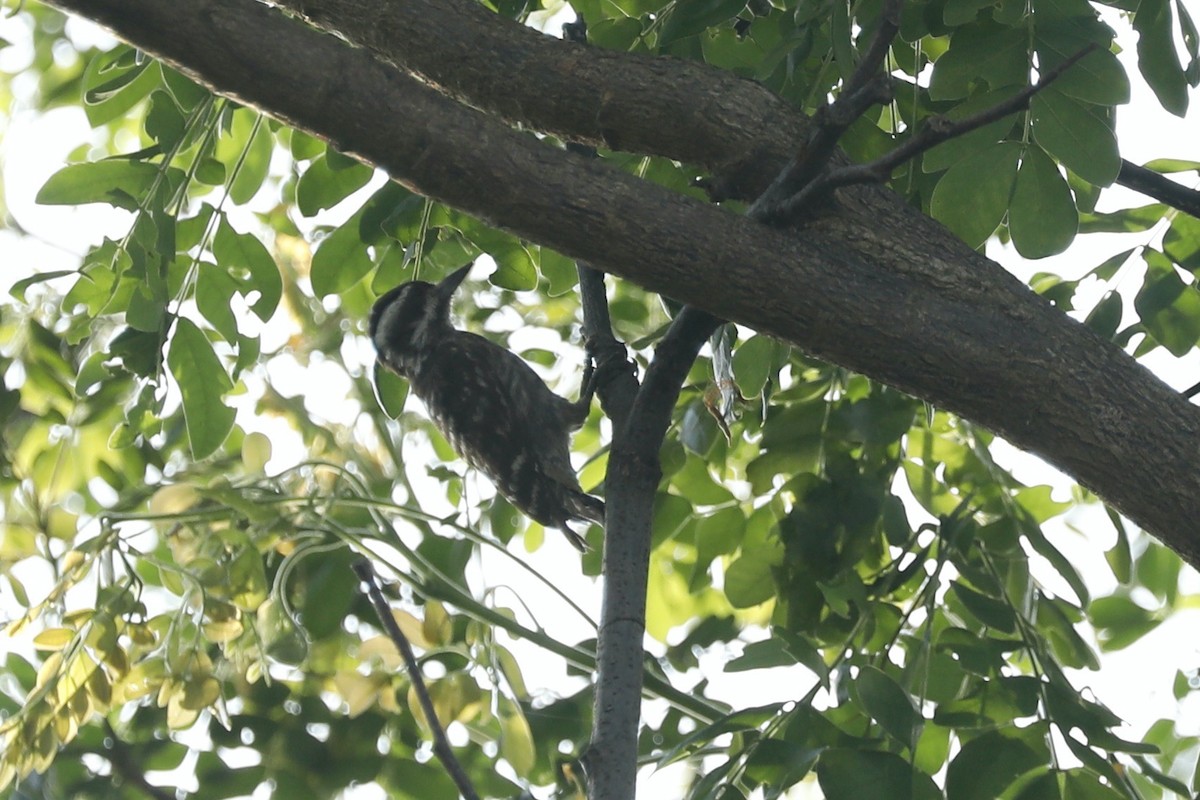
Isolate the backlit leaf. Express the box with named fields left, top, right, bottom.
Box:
left=167, top=318, right=234, bottom=459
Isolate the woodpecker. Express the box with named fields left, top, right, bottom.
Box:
left=369, top=264, right=604, bottom=551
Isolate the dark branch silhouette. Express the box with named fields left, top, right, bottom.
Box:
left=103, top=721, right=174, bottom=800
left=1117, top=160, right=1200, bottom=219
left=750, top=0, right=902, bottom=216
left=757, top=43, right=1101, bottom=224
left=352, top=560, right=481, bottom=800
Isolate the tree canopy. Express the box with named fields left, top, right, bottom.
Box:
left=1, top=0, right=1199, bottom=798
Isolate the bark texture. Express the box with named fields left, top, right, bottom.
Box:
left=44, top=0, right=1200, bottom=570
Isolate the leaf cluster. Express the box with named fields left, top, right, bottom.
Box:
left=1, top=0, right=1199, bottom=797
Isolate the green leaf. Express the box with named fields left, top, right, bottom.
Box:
left=212, top=216, right=283, bottom=321
left=373, top=362, right=409, bottom=418
left=537, top=247, right=579, bottom=297
left=853, top=666, right=920, bottom=749
left=725, top=638, right=796, bottom=672
left=830, top=0, right=854, bottom=83
left=946, top=727, right=1049, bottom=800
left=943, top=0, right=997, bottom=26
left=1009, top=147, right=1078, bottom=258
left=311, top=213, right=374, bottom=297
left=126, top=281, right=167, bottom=333
left=693, top=506, right=744, bottom=576
left=680, top=400, right=719, bottom=456
left=74, top=352, right=112, bottom=397
left=1035, top=21, right=1129, bottom=106
left=931, top=142, right=1022, bottom=248
left=228, top=111, right=274, bottom=204
left=658, top=0, right=746, bottom=46
left=725, top=543, right=784, bottom=608
left=1079, top=204, right=1169, bottom=234
left=11, top=270, right=77, bottom=302
left=670, top=457, right=735, bottom=505
left=37, top=160, right=161, bottom=209
left=167, top=318, right=235, bottom=460
left=589, top=16, right=643, bottom=50
left=82, top=50, right=162, bottom=127
left=658, top=703, right=783, bottom=767
left=1031, top=89, right=1121, bottom=186
left=498, top=698, right=535, bottom=777
left=1014, top=484, right=1072, bottom=523
left=1134, top=0, right=1190, bottom=115
left=1089, top=593, right=1164, bottom=650
left=145, top=90, right=187, bottom=149
left=1134, top=250, right=1200, bottom=356
left=160, top=66, right=210, bottom=113
left=1142, top=157, right=1200, bottom=172
left=929, top=24, right=1028, bottom=100
left=922, top=88, right=1022, bottom=172
left=1083, top=293, right=1123, bottom=340
left=1036, top=596, right=1100, bottom=669
left=1103, top=509, right=1132, bottom=583
left=489, top=243, right=538, bottom=292
left=296, top=153, right=374, bottom=216
left=1163, top=212, right=1200, bottom=270
left=951, top=582, right=1017, bottom=633
left=109, top=326, right=161, bottom=377
left=817, top=749, right=941, bottom=800
left=732, top=335, right=775, bottom=398
left=195, top=262, right=240, bottom=342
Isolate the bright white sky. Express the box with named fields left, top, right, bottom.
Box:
left=1, top=4, right=1199, bottom=798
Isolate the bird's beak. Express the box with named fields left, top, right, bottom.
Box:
left=436, top=263, right=472, bottom=301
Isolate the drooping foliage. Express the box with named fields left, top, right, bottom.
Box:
left=1, top=0, right=1199, bottom=798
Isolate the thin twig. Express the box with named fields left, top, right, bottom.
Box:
left=1118, top=159, right=1200, bottom=220
left=777, top=42, right=1101, bottom=218
left=749, top=0, right=902, bottom=220
left=103, top=720, right=174, bottom=800
left=843, top=0, right=904, bottom=97
left=352, top=559, right=481, bottom=800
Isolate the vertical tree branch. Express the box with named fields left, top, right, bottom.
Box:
left=577, top=261, right=640, bottom=427
left=587, top=306, right=721, bottom=800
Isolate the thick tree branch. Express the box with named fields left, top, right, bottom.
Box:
left=588, top=307, right=722, bottom=800
left=42, top=0, right=1200, bottom=572
left=560, top=22, right=722, bottom=798
left=1117, top=160, right=1200, bottom=219
left=272, top=0, right=804, bottom=200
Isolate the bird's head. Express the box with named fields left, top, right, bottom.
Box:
left=370, top=263, right=471, bottom=375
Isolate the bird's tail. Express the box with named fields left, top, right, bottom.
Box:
left=558, top=491, right=605, bottom=552
left=568, top=491, right=605, bottom=526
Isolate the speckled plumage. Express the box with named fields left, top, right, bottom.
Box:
left=370, top=265, right=603, bottom=550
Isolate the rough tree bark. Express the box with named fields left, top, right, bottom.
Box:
left=41, top=0, right=1200, bottom=567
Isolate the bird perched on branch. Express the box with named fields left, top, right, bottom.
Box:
left=369, top=263, right=604, bottom=550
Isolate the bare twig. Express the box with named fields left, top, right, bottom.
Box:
left=749, top=0, right=902, bottom=220
left=1118, top=159, right=1200, bottom=220
left=843, top=0, right=904, bottom=97
left=352, top=559, right=481, bottom=800
left=775, top=42, right=1102, bottom=218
